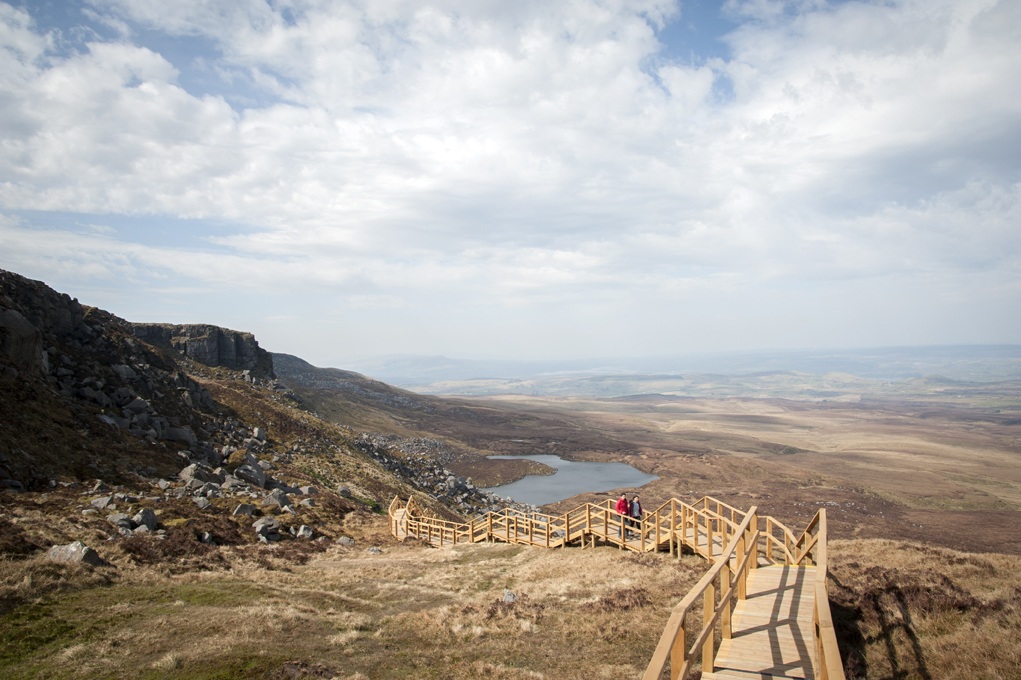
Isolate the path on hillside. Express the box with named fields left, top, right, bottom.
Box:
left=389, top=495, right=844, bottom=680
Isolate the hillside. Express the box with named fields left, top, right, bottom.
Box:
left=3, top=268, right=1021, bottom=679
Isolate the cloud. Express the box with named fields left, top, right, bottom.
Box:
left=0, top=0, right=1018, bottom=359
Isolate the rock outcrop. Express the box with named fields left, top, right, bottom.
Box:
left=0, top=270, right=85, bottom=375
left=132, top=323, right=274, bottom=380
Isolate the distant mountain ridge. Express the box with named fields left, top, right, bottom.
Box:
left=341, top=346, right=1021, bottom=397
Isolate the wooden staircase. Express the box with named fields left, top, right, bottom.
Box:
left=388, top=495, right=845, bottom=680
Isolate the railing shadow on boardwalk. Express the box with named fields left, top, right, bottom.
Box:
left=389, top=495, right=846, bottom=680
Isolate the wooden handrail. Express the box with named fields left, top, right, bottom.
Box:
left=801, top=509, right=844, bottom=679
left=642, top=505, right=758, bottom=680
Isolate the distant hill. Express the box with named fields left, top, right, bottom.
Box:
left=342, top=346, right=1021, bottom=397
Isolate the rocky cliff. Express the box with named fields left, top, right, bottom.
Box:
left=0, top=267, right=518, bottom=560
left=132, top=323, right=274, bottom=380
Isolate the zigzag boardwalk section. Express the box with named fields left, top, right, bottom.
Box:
left=389, top=495, right=845, bottom=680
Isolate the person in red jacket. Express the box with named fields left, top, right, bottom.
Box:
left=615, top=493, right=630, bottom=537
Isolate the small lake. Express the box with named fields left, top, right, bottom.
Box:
left=481, top=454, right=658, bottom=506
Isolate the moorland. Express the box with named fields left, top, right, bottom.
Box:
left=1, top=269, right=1019, bottom=679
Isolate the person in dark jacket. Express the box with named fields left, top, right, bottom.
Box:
left=629, top=494, right=643, bottom=539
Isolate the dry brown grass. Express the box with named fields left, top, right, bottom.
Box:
left=0, top=516, right=705, bottom=679
left=829, top=538, right=1021, bottom=679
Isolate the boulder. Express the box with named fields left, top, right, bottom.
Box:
left=163, top=426, right=197, bottom=445
left=262, top=488, right=290, bottom=509
left=90, top=496, right=115, bottom=510
left=232, top=503, right=256, bottom=516
left=133, top=508, right=158, bottom=531
left=235, top=464, right=265, bottom=488
left=179, top=463, right=219, bottom=485
left=296, top=525, right=314, bottom=540
left=252, top=516, right=281, bottom=542
left=46, top=541, right=104, bottom=566
left=337, top=536, right=355, bottom=546
left=107, top=513, right=134, bottom=530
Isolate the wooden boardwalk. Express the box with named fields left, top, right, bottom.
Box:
left=388, top=495, right=844, bottom=680
left=709, top=566, right=818, bottom=680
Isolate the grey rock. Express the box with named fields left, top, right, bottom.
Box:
left=197, top=482, right=220, bottom=497
left=235, top=464, right=265, bottom=488
left=252, top=516, right=281, bottom=542
left=163, top=426, right=197, bottom=445
left=503, top=589, right=516, bottom=604
left=232, top=503, right=256, bottom=516
left=337, top=536, right=355, bottom=546
left=366, top=546, right=382, bottom=555
left=122, top=396, right=150, bottom=414
left=296, top=525, right=314, bottom=539
left=193, top=497, right=211, bottom=510
left=179, top=463, right=220, bottom=484
left=91, top=492, right=114, bottom=508
left=111, top=364, right=137, bottom=381
left=46, top=541, right=104, bottom=566
left=97, top=413, right=129, bottom=429
left=299, top=485, right=319, bottom=496
left=336, top=485, right=352, bottom=498
left=132, top=508, right=158, bottom=531
left=262, top=488, right=290, bottom=509
left=110, top=387, right=135, bottom=406
left=107, top=513, right=134, bottom=530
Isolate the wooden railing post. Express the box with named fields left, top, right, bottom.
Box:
left=670, top=615, right=686, bottom=680
left=721, top=562, right=732, bottom=641
left=702, top=579, right=716, bottom=674
left=670, top=500, right=677, bottom=559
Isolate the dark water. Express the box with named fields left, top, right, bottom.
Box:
left=481, top=454, right=658, bottom=506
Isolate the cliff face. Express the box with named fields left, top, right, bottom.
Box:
left=131, top=323, right=274, bottom=380
left=0, top=270, right=85, bottom=375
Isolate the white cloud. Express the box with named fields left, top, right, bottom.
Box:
left=0, top=0, right=1018, bottom=360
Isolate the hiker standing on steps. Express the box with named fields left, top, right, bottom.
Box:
left=615, top=493, right=630, bottom=537
left=629, top=494, right=643, bottom=539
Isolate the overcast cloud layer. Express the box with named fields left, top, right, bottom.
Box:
left=1, top=0, right=1018, bottom=366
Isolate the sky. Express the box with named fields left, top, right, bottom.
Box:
left=1, top=0, right=1019, bottom=367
